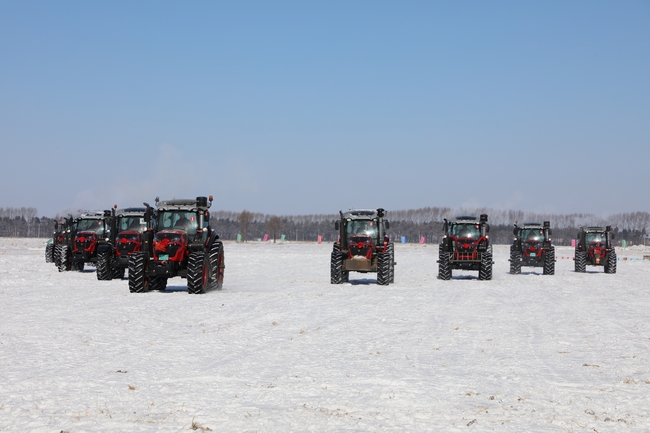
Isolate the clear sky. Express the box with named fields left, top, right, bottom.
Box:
left=1, top=1, right=649, bottom=217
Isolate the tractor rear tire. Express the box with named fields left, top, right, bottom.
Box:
left=438, top=245, right=452, bottom=280
left=605, top=249, right=617, bottom=274
left=187, top=252, right=206, bottom=294
left=377, top=251, right=391, bottom=286
left=478, top=247, right=493, bottom=280
left=330, top=247, right=345, bottom=284
left=96, top=251, right=112, bottom=280
left=57, top=245, right=72, bottom=272
left=509, top=247, right=521, bottom=275
left=574, top=249, right=586, bottom=273
left=543, top=247, right=555, bottom=275
left=149, top=276, right=168, bottom=291
left=45, top=244, right=54, bottom=263
left=128, top=253, right=149, bottom=293
left=111, top=266, right=125, bottom=280
left=208, top=241, right=225, bottom=290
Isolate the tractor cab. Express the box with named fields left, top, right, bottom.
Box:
left=71, top=211, right=112, bottom=267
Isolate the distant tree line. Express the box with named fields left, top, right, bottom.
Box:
left=0, top=207, right=56, bottom=238
left=2, top=206, right=649, bottom=246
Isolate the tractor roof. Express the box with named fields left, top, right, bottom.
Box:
left=157, top=199, right=207, bottom=211
left=116, top=207, right=146, bottom=217
left=583, top=226, right=607, bottom=232
left=79, top=211, right=107, bottom=220
left=522, top=222, right=542, bottom=228
left=343, top=209, right=381, bottom=220
left=454, top=215, right=478, bottom=222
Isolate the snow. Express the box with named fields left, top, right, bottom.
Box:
left=1, top=238, right=650, bottom=431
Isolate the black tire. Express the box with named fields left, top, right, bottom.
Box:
left=605, top=249, right=617, bottom=274
left=57, top=245, right=72, bottom=272
left=509, top=246, right=521, bottom=275
left=45, top=243, right=54, bottom=263
left=377, top=250, right=390, bottom=286
left=574, top=249, right=586, bottom=273
left=187, top=252, right=206, bottom=294
left=111, top=265, right=125, bottom=280
left=478, top=246, right=493, bottom=280
left=543, top=246, right=555, bottom=275
left=128, top=252, right=149, bottom=293
left=330, top=247, right=345, bottom=284
left=388, top=242, right=395, bottom=283
left=53, top=244, right=61, bottom=267
left=149, top=276, right=168, bottom=291
left=96, top=251, right=112, bottom=281
left=208, top=241, right=225, bottom=290
left=438, top=245, right=452, bottom=280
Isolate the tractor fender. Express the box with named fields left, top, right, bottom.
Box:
left=206, top=231, right=222, bottom=251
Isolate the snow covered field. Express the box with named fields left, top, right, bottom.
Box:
left=1, top=238, right=650, bottom=432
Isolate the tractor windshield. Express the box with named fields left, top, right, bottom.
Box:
left=157, top=211, right=198, bottom=232
left=77, top=219, right=104, bottom=233
left=522, top=229, right=544, bottom=242
left=451, top=223, right=480, bottom=239
left=586, top=232, right=606, bottom=244
left=118, top=216, right=146, bottom=232
left=347, top=219, right=378, bottom=241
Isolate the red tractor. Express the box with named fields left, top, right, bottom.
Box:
left=46, top=219, right=66, bottom=264
left=575, top=226, right=616, bottom=273
left=330, top=208, right=394, bottom=285
left=509, top=221, right=555, bottom=275
left=128, top=196, right=225, bottom=294
left=56, top=211, right=111, bottom=272
left=96, top=206, right=153, bottom=280
left=438, top=215, right=492, bottom=280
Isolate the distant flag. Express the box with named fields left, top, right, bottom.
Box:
left=237, top=234, right=242, bottom=243
left=571, top=239, right=575, bottom=248
left=420, top=236, right=426, bottom=244
left=263, top=234, right=269, bottom=242
left=401, top=236, right=406, bottom=244
left=318, top=235, right=322, bottom=244
left=281, top=234, right=286, bottom=243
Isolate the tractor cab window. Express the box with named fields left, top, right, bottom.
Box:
left=522, top=229, right=544, bottom=242
left=118, top=216, right=146, bottom=232
left=158, top=211, right=198, bottom=232
left=451, top=223, right=480, bottom=239
left=347, top=219, right=378, bottom=240
left=586, top=232, right=605, bottom=244
left=77, top=219, right=105, bottom=235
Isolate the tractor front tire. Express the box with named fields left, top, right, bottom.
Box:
left=377, top=251, right=391, bottom=286
left=543, top=247, right=555, bottom=275
left=45, top=244, right=54, bottom=263
left=57, top=245, right=72, bottom=272
left=128, top=253, right=149, bottom=293
left=438, top=245, right=452, bottom=280
left=605, top=249, right=617, bottom=274
left=478, top=247, right=493, bottom=281
left=111, top=265, right=125, bottom=280
left=96, top=251, right=112, bottom=280
left=574, top=249, right=587, bottom=273
left=388, top=242, right=395, bottom=283
left=330, top=248, right=345, bottom=284
left=208, top=241, right=225, bottom=290
left=509, top=247, right=521, bottom=275
left=187, top=252, right=207, bottom=294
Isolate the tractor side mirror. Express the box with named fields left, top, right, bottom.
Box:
left=548, top=228, right=552, bottom=236
left=385, top=221, right=390, bottom=230
left=512, top=226, right=518, bottom=236
left=334, top=221, right=340, bottom=231
left=611, top=232, right=615, bottom=239
left=485, top=224, right=490, bottom=233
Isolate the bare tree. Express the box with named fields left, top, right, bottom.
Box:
left=237, top=210, right=254, bottom=242
left=265, top=216, right=283, bottom=243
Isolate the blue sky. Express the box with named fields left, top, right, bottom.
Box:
left=1, top=1, right=649, bottom=217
